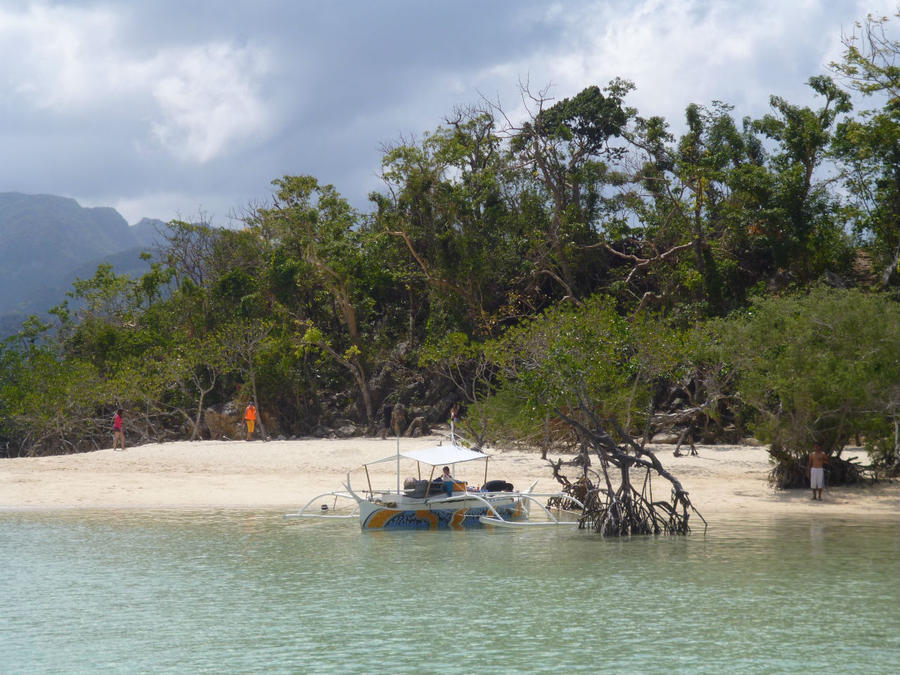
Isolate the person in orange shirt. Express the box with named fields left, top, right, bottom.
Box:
left=244, top=402, right=258, bottom=441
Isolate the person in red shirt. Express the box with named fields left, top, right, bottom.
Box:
left=113, top=408, right=125, bottom=451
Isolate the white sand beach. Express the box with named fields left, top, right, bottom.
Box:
left=1, top=435, right=898, bottom=520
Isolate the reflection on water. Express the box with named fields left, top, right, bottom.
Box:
left=1, top=510, right=898, bottom=673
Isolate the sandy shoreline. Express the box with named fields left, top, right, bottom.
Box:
left=1, top=435, right=898, bottom=521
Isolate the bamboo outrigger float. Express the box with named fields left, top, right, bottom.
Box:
left=285, top=430, right=584, bottom=531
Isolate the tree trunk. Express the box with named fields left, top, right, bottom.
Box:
left=350, top=358, right=374, bottom=424
left=191, top=389, right=205, bottom=441
left=248, top=367, right=267, bottom=439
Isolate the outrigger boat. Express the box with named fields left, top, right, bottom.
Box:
left=285, top=431, right=584, bottom=531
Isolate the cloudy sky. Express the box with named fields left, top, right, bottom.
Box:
left=1, top=0, right=895, bottom=226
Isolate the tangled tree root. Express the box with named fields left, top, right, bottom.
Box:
left=549, top=400, right=706, bottom=537
left=769, top=454, right=870, bottom=489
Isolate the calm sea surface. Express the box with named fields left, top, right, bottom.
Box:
left=1, top=509, right=898, bottom=674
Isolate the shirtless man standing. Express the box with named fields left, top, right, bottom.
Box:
left=807, top=443, right=829, bottom=500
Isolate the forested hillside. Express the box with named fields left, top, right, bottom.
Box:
left=0, top=193, right=162, bottom=334
left=1, top=14, right=898, bottom=474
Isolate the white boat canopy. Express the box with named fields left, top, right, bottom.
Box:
left=365, top=443, right=488, bottom=467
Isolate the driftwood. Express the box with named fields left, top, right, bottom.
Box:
left=673, top=426, right=698, bottom=457
left=548, top=398, right=706, bottom=536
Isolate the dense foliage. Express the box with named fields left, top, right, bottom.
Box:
left=1, top=13, right=898, bottom=471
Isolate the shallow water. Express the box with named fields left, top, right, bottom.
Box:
left=1, top=510, right=898, bottom=673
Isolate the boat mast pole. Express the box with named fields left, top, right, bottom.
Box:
left=396, top=429, right=400, bottom=494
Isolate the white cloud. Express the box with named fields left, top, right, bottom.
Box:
left=98, top=190, right=244, bottom=227
left=550, top=0, right=818, bottom=115
left=0, top=3, right=121, bottom=108
left=0, top=2, right=274, bottom=163
left=482, top=0, right=898, bottom=131
left=150, top=43, right=272, bottom=163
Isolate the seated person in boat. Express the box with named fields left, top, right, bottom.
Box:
left=405, top=478, right=451, bottom=498
left=440, top=466, right=454, bottom=497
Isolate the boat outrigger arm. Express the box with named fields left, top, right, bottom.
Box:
left=474, top=488, right=586, bottom=527
left=284, top=487, right=360, bottom=520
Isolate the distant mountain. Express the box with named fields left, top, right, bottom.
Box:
left=130, top=217, right=166, bottom=249
left=0, top=192, right=167, bottom=335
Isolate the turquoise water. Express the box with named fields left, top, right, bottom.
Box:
left=1, top=510, right=898, bottom=674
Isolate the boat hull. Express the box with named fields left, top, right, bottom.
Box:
left=358, top=495, right=526, bottom=531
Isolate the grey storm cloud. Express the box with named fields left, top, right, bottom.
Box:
left=0, top=0, right=892, bottom=225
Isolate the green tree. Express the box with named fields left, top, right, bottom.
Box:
left=61, top=264, right=165, bottom=370
left=0, top=338, right=108, bottom=454
left=483, top=294, right=702, bottom=536
left=375, top=106, right=526, bottom=338
left=717, top=287, right=900, bottom=461
left=167, top=332, right=227, bottom=440
left=506, top=81, right=634, bottom=302
left=747, top=76, right=854, bottom=282
left=488, top=294, right=637, bottom=435
left=418, top=331, right=498, bottom=448
left=831, top=10, right=900, bottom=286
left=220, top=320, right=274, bottom=436
left=158, top=219, right=220, bottom=288
left=626, top=102, right=760, bottom=317
left=252, top=176, right=377, bottom=422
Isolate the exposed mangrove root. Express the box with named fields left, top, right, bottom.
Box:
left=768, top=453, right=870, bottom=490
left=548, top=397, right=706, bottom=537
left=547, top=453, right=592, bottom=511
